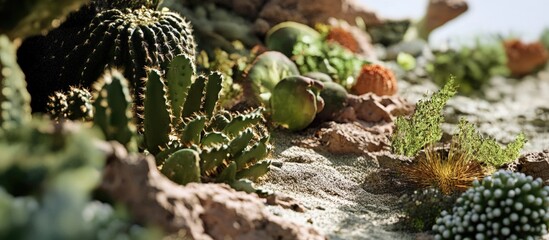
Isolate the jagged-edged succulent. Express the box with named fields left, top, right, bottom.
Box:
left=18, top=3, right=196, bottom=113
left=47, top=87, right=94, bottom=121
left=266, top=21, right=321, bottom=58
left=392, top=77, right=457, bottom=157
left=0, top=35, right=31, bottom=131
left=143, top=54, right=272, bottom=193
left=270, top=76, right=325, bottom=131
left=0, top=0, right=90, bottom=39
left=0, top=118, right=159, bottom=240
left=427, top=39, right=509, bottom=95
left=433, top=170, right=549, bottom=239
left=245, top=51, right=300, bottom=104
left=398, top=188, right=460, bottom=232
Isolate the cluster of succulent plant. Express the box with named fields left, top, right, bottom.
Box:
left=266, top=21, right=367, bottom=89
left=141, top=55, right=272, bottom=193
left=162, top=0, right=260, bottom=54
left=433, top=170, right=549, bottom=239
left=392, top=77, right=457, bottom=157
left=398, top=188, right=460, bottom=232
left=17, top=0, right=196, bottom=113
left=427, top=39, right=509, bottom=95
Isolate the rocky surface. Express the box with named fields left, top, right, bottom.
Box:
left=256, top=65, right=549, bottom=239
left=99, top=143, right=326, bottom=240
left=515, top=150, right=549, bottom=185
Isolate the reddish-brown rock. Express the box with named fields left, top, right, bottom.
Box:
left=99, top=143, right=326, bottom=240
left=504, top=39, right=549, bottom=77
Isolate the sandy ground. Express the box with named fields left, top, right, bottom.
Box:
left=256, top=66, right=549, bottom=239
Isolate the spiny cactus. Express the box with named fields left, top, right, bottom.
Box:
left=351, top=64, right=398, bottom=96
left=0, top=35, right=31, bottom=130
left=18, top=4, right=196, bottom=113
left=47, top=87, right=93, bottom=121
left=0, top=0, right=90, bottom=39
left=145, top=54, right=272, bottom=193
left=92, top=70, right=138, bottom=151
left=433, top=170, right=549, bottom=239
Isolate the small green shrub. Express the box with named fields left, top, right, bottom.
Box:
left=455, top=119, right=526, bottom=167
left=427, top=39, right=509, bottom=95
left=291, top=35, right=366, bottom=89
left=391, top=77, right=457, bottom=157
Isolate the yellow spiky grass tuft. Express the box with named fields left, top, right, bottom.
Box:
left=401, top=141, right=486, bottom=195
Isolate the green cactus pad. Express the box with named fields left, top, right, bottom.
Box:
left=161, top=148, right=201, bottom=185
left=92, top=69, right=137, bottom=150
left=144, top=68, right=172, bottom=155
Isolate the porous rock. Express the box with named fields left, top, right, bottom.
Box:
left=99, top=143, right=326, bottom=240
left=515, top=150, right=549, bottom=185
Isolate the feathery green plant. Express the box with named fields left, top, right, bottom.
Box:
left=392, top=77, right=457, bottom=157
left=455, top=118, right=526, bottom=167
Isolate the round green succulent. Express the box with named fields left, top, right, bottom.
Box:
left=92, top=0, right=162, bottom=10
left=398, top=188, right=459, bottom=232
left=433, top=170, right=549, bottom=240
left=265, top=21, right=321, bottom=57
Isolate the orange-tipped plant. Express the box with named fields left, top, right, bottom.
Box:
left=401, top=141, right=485, bottom=195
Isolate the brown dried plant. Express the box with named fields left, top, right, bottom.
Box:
left=401, top=141, right=485, bottom=195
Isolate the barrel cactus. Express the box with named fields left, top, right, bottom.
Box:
left=144, top=54, right=272, bottom=193
left=18, top=0, right=196, bottom=113
left=0, top=35, right=31, bottom=131
left=433, top=170, right=549, bottom=240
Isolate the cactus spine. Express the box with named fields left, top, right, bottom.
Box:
left=47, top=87, right=94, bottom=121
left=0, top=35, right=31, bottom=130
left=145, top=54, right=272, bottom=192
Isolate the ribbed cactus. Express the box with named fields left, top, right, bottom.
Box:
left=433, top=170, right=549, bottom=240
left=92, top=70, right=138, bottom=151
left=0, top=0, right=90, bottom=39
left=0, top=35, right=31, bottom=130
left=47, top=87, right=93, bottom=121
left=18, top=3, right=196, bottom=113
left=145, top=54, right=272, bottom=193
